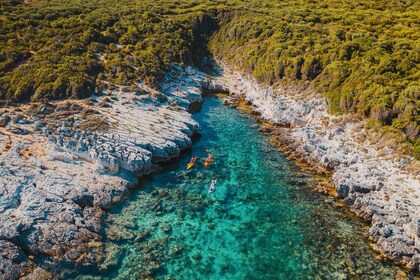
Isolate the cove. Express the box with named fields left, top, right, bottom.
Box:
left=76, top=94, right=403, bottom=279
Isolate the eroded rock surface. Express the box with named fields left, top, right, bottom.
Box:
left=0, top=66, right=201, bottom=278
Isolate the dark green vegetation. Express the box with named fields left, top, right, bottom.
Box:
left=0, top=0, right=218, bottom=102
left=0, top=0, right=419, bottom=155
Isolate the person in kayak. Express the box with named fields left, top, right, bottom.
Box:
left=204, top=152, right=214, bottom=168
left=208, top=179, right=217, bottom=194
left=187, top=156, right=198, bottom=170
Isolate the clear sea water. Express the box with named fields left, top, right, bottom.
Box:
left=74, top=94, right=406, bottom=279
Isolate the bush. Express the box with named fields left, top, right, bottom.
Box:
left=0, top=0, right=418, bottom=151
left=414, top=140, right=420, bottom=160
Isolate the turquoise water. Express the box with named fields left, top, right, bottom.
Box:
left=74, top=95, right=403, bottom=279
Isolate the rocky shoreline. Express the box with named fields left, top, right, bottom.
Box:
left=0, top=66, right=203, bottom=279
left=208, top=63, right=420, bottom=273
left=0, top=62, right=419, bottom=278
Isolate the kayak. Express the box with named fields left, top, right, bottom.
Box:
left=208, top=179, right=217, bottom=194
left=186, top=156, right=198, bottom=170
left=204, top=152, right=214, bottom=168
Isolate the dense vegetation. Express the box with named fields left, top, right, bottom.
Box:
left=0, top=0, right=419, bottom=156
left=0, top=0, right=220, bottom=101
left=210, top=0, right=420, bottom=157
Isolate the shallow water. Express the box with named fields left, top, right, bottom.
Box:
left=76, top=95, right=404, bottom=279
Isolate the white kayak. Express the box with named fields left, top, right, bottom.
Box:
left=208, top=179, right=217, bottom=194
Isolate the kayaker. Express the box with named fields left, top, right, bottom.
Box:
left=204, top=152, right=214, bottom=168
left=187, top=156, right=198, bottom=170
left=208, top=179, right=217, bottom=194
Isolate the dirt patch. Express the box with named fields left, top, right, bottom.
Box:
left=0, top=133, right=13, bottom=156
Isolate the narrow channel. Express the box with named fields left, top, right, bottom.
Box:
left=77, top=94, right=404, bottom=279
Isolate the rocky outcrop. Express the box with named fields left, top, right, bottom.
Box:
left=0, top=240, right=29, bottom=280
left=208, top=63, right=420, bottom=273
left=0, top=66, right=201, bottom=279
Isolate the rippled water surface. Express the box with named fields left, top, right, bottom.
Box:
left=77, top=95, right=404, bottom=279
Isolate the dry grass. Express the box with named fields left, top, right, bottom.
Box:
left=78, top=115, right=110, bottom=132
left=98, top=100, right=111, bottom=108
left=80, top=107, right=100, bottom=117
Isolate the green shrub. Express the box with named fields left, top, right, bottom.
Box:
left=0, top=0, right=418, bottom=151
left=414, top=140, right=420, bottom=160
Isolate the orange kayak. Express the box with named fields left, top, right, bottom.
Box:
left=204, top=153, right=214, bottom=168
